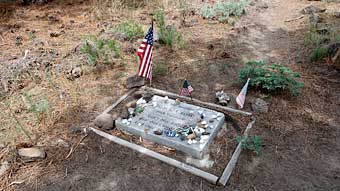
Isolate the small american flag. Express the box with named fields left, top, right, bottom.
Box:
left=137, top=24, right=153, bottom=80
left=236, top=78, right=250, bottom=109
left=180, top=79, right=194, bottom=96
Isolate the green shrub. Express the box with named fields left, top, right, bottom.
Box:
left=236, top=135, right=262, bottom=155
left=311, top=46, right=328, bottom=61
left=23, top=93, right=50, bottom=123
left=201, top=0, right=249, bottom=23
left=114, top=20, right=144, bottom=41
left=155, top=10, right=185, bottom=49
left=305, top=22, right=340, bottom=62
left=80, top=36, right=121, bottom=65
left=238, top=61, right=304, bottom=96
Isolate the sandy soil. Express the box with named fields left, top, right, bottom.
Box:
left=1, top=0, right=340, bottom=190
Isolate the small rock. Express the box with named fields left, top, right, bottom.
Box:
left=187, top=133, right=196, bottom=140
left=50, top=32, right=61, bottom=37
left=251, top=98, right=269, bottom=113
left=154, top=129, right=163, bottom=135
left=0, top=161, right=10, bottom=177
left=94, top=113, right=115, bottom=130
left=69, top=125, right=82, bottom=134
left=301, top=5, right=326, bottom=15
left=127, top=75, right=145, bottom=89
left=136, top=98, right=147, bottom=105
left=71, top=67, right=82, bottom=78
left=128, top=108, right=135, bottom=115
left=215, top=91, right=231, bottom=106
left=18, top=147, right=46, bottom=161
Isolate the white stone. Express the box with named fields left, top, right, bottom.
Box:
left=136, top=98, right=146, bottom=105
left=94, top=113, right=114, bottom=130
left=0, top=161, right=9, bottom=177
left=18, top=147, right=46, bottom=161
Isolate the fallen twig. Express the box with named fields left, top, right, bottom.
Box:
left=65, top=134, right=88, bottom=159
left=0, top=180, right=25, bottom=191
left=285, top=15, right=304, bottom=22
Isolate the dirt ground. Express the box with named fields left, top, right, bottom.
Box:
left=1, top=0, right=340, bottom=190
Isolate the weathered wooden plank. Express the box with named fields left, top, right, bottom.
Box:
left=143, top=87, right=252, bottom=116
left=89, top=127, right=219, bottom=184
left=217, top=120, right=256, bottom=186
left=102, top=88, right=136, bottom=115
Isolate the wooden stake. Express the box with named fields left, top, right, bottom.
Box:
left=89, top=127, right=219, bottom=184
left=217, top=120, right=256, bottom=186
left=142, top=87, right=252, bottom=116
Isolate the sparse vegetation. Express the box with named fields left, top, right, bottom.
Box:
left=23, top=93, right=50, bottom=123
left=238, top=61, right=304, bottom=96
left=305, top=19, right=340, bottom=62
left=114, top=20, right=144, bottom=41
left=80, top=36, right=121, bottom=65
left=311, top=46, right=328, bottom=61
left=236, top=135, right=262, bottom=155
left=153, top=60, right=168, bottom=78
left=201, top=0, right=249, bottom=24
left=155, top=9, right=185, bottom=49
left=92, top=0, right=163, bottom=19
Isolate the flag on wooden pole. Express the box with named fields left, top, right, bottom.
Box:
left=236, top=78, right=250, bottom=109
left=137, top=22, right=153, bottom=80
left=180, top=79, right=194, bottom=97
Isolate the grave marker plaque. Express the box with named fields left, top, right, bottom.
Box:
left=116, top=95, right=225, bottom=159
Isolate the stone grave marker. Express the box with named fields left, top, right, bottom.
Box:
left=116, top=95, right=225, bottom=159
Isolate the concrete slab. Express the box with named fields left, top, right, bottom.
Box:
left=116, top=95, right=225, bottom=159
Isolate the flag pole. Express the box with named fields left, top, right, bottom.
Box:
left=149, top=17, right=154, bottom=88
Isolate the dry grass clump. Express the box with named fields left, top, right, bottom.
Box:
left=91, top=0, right=164, bottom=20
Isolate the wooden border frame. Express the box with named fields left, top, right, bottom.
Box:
left=92, top=87, right=256, bottom=186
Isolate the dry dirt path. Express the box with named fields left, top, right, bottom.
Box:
left=18, top=0, right=340, bottom=190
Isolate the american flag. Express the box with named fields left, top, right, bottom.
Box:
left=236, top=78, right=250, bottom=109
left=180, top=80, right=194, bottom=96
left=137, top=24, right=153, bottom=80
